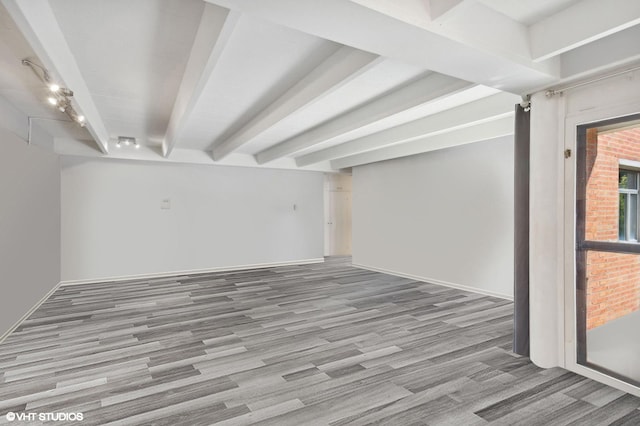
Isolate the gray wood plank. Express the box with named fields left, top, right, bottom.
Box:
left=0, top=257, right=637, bottom=425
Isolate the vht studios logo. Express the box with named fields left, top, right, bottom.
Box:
left=5, top=412, right=84, bottom=422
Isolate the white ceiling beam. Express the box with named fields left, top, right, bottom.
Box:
left=349, top=0, right=531, bottom=70
left=530, top=0, right=640, bottom=62
left=163, top=5, right=239, bottom=157
left=204, top=0, right=558, bottom=94
left=331, top=116, right=514, bottom=169
left=2, top=0, right=109, bottom=154
left=296, top=91, right=518, bottom=166
left=428, top=0, right=475, bottom=23
left=54, top=138, right=333, bottom=172
left=255, top=73, right=473, bottom=164
left=212, top=46, right=380, bottom=160
left=560, top=25, right=640, bottom=81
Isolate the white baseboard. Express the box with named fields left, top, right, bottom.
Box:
left=0, top=281, right=63, bottom=345
left=60, top=258, right=326, bottom=286
left=352, top=263, right=513, bottom=301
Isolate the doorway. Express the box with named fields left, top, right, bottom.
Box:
left=575, top=114, right=640, bottom=387
left=324, top=173, right=352, bottom=256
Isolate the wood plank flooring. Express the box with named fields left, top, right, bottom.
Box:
left=0, top=257, right=639, bottom=425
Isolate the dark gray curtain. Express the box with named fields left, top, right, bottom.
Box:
left=513, top=103, right=530, bottom=356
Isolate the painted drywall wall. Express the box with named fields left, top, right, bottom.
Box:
left=352, top=135, right=514, bottom=299
left=0, top=128, right=60, bottom=338
left=61, top=157, right=324, bottom=282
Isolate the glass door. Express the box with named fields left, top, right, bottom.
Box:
left=576, top=114, right=640, bottom=387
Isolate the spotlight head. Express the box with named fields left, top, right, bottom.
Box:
left=49, top=84, right=60, bottom=93
left=117, top=136, right=136, bottom=148
left=77, top=115, right=85, bottom=123
left=47, top=96, right=57, bottom=106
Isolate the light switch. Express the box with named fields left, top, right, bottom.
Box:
left=161, top=199, right=171, bottom=210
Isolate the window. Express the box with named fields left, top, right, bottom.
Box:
left=619, top=169, right=639, bottom=241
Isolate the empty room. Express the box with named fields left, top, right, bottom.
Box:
left=1, top=0, right=640, bottom=424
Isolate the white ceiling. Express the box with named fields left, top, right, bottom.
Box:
left=478, top=0, right=583, bottom=25
left=0, top=3, right=92, bottom=141
left=235, top=59, right=427, bottom=155
left=51, top=0, right=205, bottom=145
left=1, top=0, right=639, bottom=171
left=179, top=14, right=340, bottom=151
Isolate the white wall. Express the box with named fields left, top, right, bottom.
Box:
left=0, top=127, right=60, bottom=338
left=61, top=157, right=324, bottom=282
left=352, top=136, right=514, bottom=299
left=529, top=90, right=565, bottom=369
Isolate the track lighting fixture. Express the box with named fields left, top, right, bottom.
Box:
left=22, top=58, right=85, bottom=127
left=116, top=136, right=139, bottom=149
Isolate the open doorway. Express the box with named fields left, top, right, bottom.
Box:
left=324, top=173, right=352, bottom=256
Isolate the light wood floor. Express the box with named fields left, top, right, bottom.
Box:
left=1, top=257, right=639, bottom=425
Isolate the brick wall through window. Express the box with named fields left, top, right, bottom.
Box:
left=585, top=127, right=640, bottom=329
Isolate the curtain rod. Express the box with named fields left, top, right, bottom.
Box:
left=545, top=64, right=640, bottom=97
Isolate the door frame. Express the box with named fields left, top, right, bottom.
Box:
left=563, top=102, right=640, bottom=397
left=328, top=191, right=352, bottom=256
left=323, top=173, right=352, bottom=257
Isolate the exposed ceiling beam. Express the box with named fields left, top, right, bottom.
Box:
left=331, top=116, right=514, bottom=169
left=2, top=0, right=109, bottom=154
left=255, top=72, right=473, bottom=164
left=296, top=91, right=518, bottom=166
left=350, top=0, right=534, bottom=77
left=54, top=137, right=333, bottom=172
left=560, top=25, right=640, bottom=82
left=212, top=46, right=380, bottom=160
left=163, top=5, right=239, bottom=157
left=530, top=0, right=640, bottom=62
left=204, top=0, right=558, bottom=93
left=428, top=0, right=475, bottom=23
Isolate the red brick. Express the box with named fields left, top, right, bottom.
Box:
left=586, top=128, right=640, bottom=329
